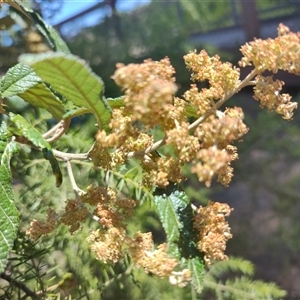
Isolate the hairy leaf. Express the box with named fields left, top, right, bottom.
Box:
left=9, top=113, right=62, bottom=187
left=154, top=189, right=201, bottom=258
left=0, top=64, right=65, bottom=120
left=0, top=122, right=19, bottom=273
left=0, top=63, right=41, bottom=98
left=154, top=190, right=205, bottom=291
left=20, top=53, right=112, bottom=130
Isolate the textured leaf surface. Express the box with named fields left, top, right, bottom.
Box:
left=18, top=83, right=65, bottom=121
left=0, top=123, right=19, bottom=273
left=186, top=257, right=205, bottom=293
left=154, top=189, right=205, bottom=291
left=0, top=63, right=41, bottom=97
left=154, top=190, right=202, bottom=258
left=20, top=53, right=112, bottom=130
left=9, top=113, right=62, bottom=187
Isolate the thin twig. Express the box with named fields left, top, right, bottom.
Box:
left=65, top=160, right=84, bottom=196
left=42, top=118, right=71, bottom=141
left=0, top=272, right=39, bottom=299
left=53, top=149, right=89, bottom=161
left=44, top=118, right=71, bottom=143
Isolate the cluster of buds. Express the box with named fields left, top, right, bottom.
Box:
left=239, top=23, right=298, bottom=119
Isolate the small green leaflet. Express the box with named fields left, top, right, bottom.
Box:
left=9, top=113, right=62, bottom=187
left=0, top=122, right=19, bottom=273
left=20, top=53, right=112, bottom=130
left=106, top=97, right=124, bottom=109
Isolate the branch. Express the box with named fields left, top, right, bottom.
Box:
left=0, top=272, right=39, bottom=299
left=127, top=68, right=258, bottom=158
left=65, top=160, right=84, bottom=196
left=53, top=149, right=89, bottom=161
left=43, top=118, right=71, bottom=142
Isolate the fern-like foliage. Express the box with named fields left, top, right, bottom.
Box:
left=202, top=257, right=286, bottom=300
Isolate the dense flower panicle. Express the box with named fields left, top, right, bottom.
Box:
left=192, top=146, right=233, bottom=187
left=195, top=107, right=248, bottom=149
left=112, top=58, right=179, bottom=128
left=113, top=58, right=175, bottom=92
left=81, top=185, right=136, bottom=228
left=169, top=269, right=191, bottom=287
left=128, top=233, right=182, bottom=278
left=184, top=50, right=240, bottom=95
left=60, top=199, right=88, bottom=234
left=90, top=108, right=154, bottom=169
left=165, top=122, right=200, bottom=162
left=81, top=185, right=116, bottom=206
left=239, top=24, right=300, bottom=74
left=26, top=208, right=57, bottom=241
left=87, top=228, right=126, bottom=263
left=183, top=84, right=213, bottom=116
left=150, top=156, right=185, bottom=187
left=253, top=75, right=297, bottom=120
left=193, top=201, right=233, bottom=265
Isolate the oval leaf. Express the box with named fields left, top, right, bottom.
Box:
left=19, top=52, right=112, bottom=130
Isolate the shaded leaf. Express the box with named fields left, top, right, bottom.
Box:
left=9, top=113, right=62, bottom=187
left=0, top=122, right=19, bottom=273
left=18, top=83, right=65, bottom=121
left=186, top=257, right=205, bottom=293
left=154, top=189, right=201, bottom=258
left=20, top=52, right=112, bottom=130
left=9, top=0, right=70, bottom=53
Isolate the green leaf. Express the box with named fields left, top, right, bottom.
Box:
left=186, top=257, right=205, bottom=293
left=18, top=83, right=65, bottom=121
left=0, top=122, right=19, bottom=273
left=9, top=113, right=62, bottom=187
left=107, top=97, right=124, bottom=109
left=0, top=63, right=41, bottom=98
left=154, top=189, right=201, bottom=258
left=154, top=189, right=205, bottom=291
left=20, top=53, right=112, bottom=130
left=0, top=64, right=65, bottom=120
left=10, top=0, right=70, bottom=53
left=185, top=105, right=199, bottom=118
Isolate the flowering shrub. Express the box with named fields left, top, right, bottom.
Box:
left=0, top=1, right=298, bottom=296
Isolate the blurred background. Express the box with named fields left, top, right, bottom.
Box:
left=1, top=0, right=300, bottom=298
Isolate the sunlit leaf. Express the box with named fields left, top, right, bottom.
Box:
left=20, top=52, right=112, bottom=130
left=0, top=63, right=41, bottom=97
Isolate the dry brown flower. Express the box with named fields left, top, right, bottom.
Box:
left=26, top=208, right=57, bottom=241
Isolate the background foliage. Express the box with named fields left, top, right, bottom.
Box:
left=0, top=0, right=299, bottom=299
